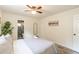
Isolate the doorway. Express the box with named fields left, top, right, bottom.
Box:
left=73, top=15, right=79, bottom=52
left=17, top=20, right=24, bottom=39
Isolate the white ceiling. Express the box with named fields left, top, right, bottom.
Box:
left=0, top=5, right=79, bottom=18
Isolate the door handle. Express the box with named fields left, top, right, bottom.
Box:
left=73, top=34, right=76, bottom=36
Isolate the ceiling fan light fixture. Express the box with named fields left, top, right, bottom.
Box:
left=31, top=11, right=36, bottom=14
left=25, top=5, right=43, bottom=14
left=18, top=23, right=21, bottom=27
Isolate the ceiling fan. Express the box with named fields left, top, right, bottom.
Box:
left=25, top=5, right=43, bottom=14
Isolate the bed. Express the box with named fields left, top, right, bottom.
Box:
left=13, top=38, right=57, bottom=54
left=0, top=34, right=13, bottom=54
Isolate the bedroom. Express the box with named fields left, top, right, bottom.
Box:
left=0, top=5, right=79, bottom=54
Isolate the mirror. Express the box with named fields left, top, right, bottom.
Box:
left=33, top=23, right=38, bottom=36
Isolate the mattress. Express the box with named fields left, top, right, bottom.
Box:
left=0, top=38, right=13, bottom=54
left=13, top=39, right=33, bottom=54
left=13, top=38, right=57, bottom=54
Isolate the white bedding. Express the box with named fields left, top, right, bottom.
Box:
left=13, top=39, right=33, bottom=54
left=25, top=38, right=53, bottom=53
left=13, top=38, right=56, bottom=54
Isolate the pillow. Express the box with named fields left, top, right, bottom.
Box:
left=5, top=34, right=11, bottom=40
left=0, top=35, right=6, bottom=44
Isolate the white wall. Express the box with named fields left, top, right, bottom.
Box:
left=2, top=11, right=37, bottom=40
left=39, top=8, right=79, bottom=49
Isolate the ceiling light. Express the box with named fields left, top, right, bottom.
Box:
left=32, top=11, right=36, bottom=14
left=18, top=23, right=21, bottom=26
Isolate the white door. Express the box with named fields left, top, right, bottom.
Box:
left=73, top=15, right=79, bottom=52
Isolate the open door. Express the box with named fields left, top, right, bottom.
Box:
left=17, top=20, right=24, bottom=39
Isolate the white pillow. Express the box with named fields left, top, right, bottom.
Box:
left=33, top=35, right=39, bottom=38
left=0, top=35, right=6, bottom=44
left=5, top=34, right=11, bottom=40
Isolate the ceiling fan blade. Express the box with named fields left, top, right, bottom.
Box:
left=37, top=6, right=42, bottom=9
left=26, top=5, right=36, bottom=9
left=26, top=5, right=32, bottom=9
left=36, top=11, right=43, bottom=13
left=31, top=6, right=36, bottom=9
left=24, top=10, right=31, bottom=11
